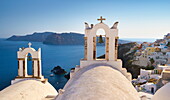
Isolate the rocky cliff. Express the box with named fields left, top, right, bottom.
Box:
left=118, top=42, right=141, bottom=78
left=43, top=32, right=84, bottom=45
left=98, top=42, right=141, bottom=78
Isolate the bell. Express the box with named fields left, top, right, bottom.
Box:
left=27, top=56, right=32, bottom=61
left=98, top=35, right=104, bottom=43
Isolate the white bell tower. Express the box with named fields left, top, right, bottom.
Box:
left=80, top=16, right=122, bottom=71
left=12, top=42, right=46, bottom=84
left=69, top=17, right=132, bottom=81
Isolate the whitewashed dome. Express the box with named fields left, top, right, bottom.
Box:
left=0, top=80, right=58, bottom=100
left=55, top=65, right=140, bottom=100
left=152, top=82, right=170, bottom=100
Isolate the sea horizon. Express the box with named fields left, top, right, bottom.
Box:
left=0, top=37, right=157, bottom=43
left=121, top=38, right=157, bottom=43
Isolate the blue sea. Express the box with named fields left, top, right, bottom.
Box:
left=0, top=38, right=156, bottom=90
left=0, top=39, right=106, bottom=91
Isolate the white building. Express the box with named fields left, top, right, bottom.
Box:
left=141, top=83, right=156, bottom=94
left=132, top=55, right=150, bottom=67
left=140, top=69, right=152, bottom=79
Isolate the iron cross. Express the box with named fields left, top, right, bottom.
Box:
left=97, top=16, right=106, bottom=23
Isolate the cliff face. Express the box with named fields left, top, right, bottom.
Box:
left=118, top=42, right=141, bottom=78
left=43, top=33, right=84, bottom=45
left=7, top=32, right=130, bottom=45
left=98, top=42, right=140, bottom=78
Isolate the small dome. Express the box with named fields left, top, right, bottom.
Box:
left=0, top=80, right=58, bottom=100
left=152, top=82, right=170, bottom=100
left=56, top=65, right=140, bottom=100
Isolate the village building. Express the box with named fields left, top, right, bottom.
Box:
left=134, top=63, right=170, bottom=97
left=132, top=54, right=150, bottom=67
left=145, top=47, right=155, bottom=56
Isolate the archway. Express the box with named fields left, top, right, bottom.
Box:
left=26, top=53, right=33, bottom=75
left=89, top=23, right=111, bottom=61
left=96, top=28, right=106, bottom=59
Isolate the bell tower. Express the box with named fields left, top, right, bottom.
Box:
left=80, top=17, right=123, bottom=70
left=12, top=43, right=46, bottom=84
left=70, top=17, right=132, bottom=81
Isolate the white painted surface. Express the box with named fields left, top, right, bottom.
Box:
left=18, top=48, right=41, bottom=58
left=85, top=22, right=118, bottom=61
left=140, top=69, right=152, bottom=78
left=139, top=92, right=153, bottom=100
left=0, top=80, right=58, bottom=100
left=17, top=45, right=42, bottom=78
left=18, top=60, right=23, bottom=76
left=11, top=76, right=44, bottom=85
left=55, top=65, right=140, bottom=100
left=34, top=60, right=38, bottom=76
left=152, top=82, right=170, bottom=100
left=80, top=59, right=122, bottom=70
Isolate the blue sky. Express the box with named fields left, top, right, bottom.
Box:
left=0, top=0, right=170, bottom=38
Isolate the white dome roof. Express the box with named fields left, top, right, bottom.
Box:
left=152, top=82, right=170, bottom=100
left=56, top=65, right=140, bottom=100
left=0, top=80, right=58, bottom=100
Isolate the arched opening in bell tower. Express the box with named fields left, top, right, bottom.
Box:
left=95, top=28, right=106, bottom=60
left=26, top=53, right=33, bottom=75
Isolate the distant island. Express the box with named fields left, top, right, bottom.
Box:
left=7, top=32, right=130, bottom=45
left=7, top=32, right=53, bottom=42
